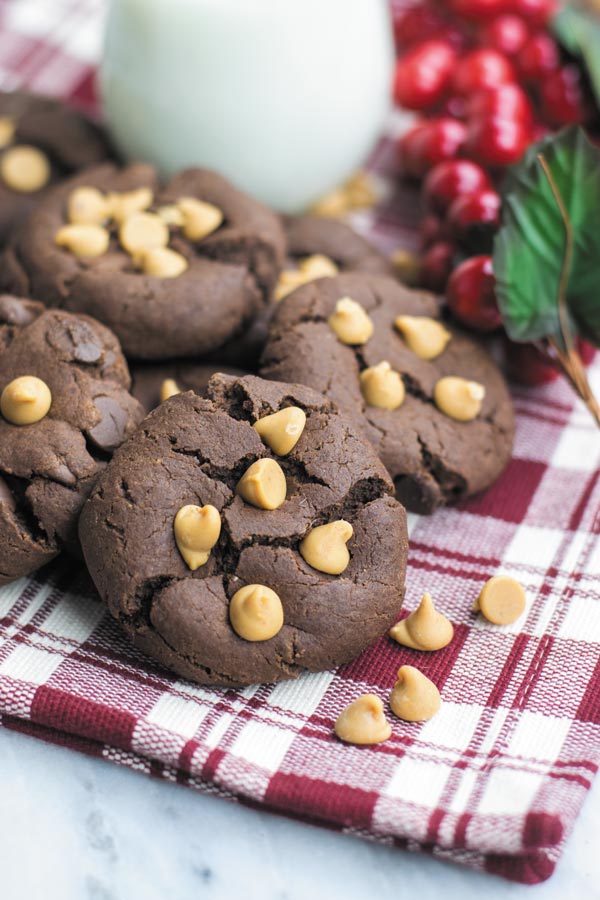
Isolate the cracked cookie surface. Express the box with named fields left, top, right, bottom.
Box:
left=0, top=295, right=144, bottom=584
left=79, top=374, right=408, bottom=686
left=130, top=360, right=248, bottom=415
left=0, top=91, right=113, bottom=246
left=1, top=163, right=285, bottom=360
left=260, top=273, right=515, bottom=514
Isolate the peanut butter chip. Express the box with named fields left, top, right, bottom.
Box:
left=434, top=376, right=485, bottom=421
left=67, top=186, right=109, bottom=225
left=298, top=254, right=338, bottom=280
left=174, top=504, right=221, bottom=570
left=120, top=212, right=169, bottom=255
left=1, top=376, right=52, bottom=425
left=360, top=361, right=405, bottom=410
left=389, top=592, right=454, bottom=651
left=139, top=247, right=188, bottom=278
left=253, top=406, right=306, bottom=456
left=1, top=145, right=50, bottom=192
left=389, top=666, right=441, bottom=723
left=160, top=378, right=180, bottom=403
left=108, top=187, right=153, bottom=224
left=274, top=270, right=305, bottom=302
left=177, top=197, right=223, bottom=241
left=474, top=575, right=526, bottom=625
left=0, top=116, right=16, bottom=149
left=310, top=187, right=348, bottom=219
left=157, top=204, right=184, bottom=227
left=55, top=224, right=110, bottom=258
left=334, top=694, right=392, bottom=745
left=391, top=248, right=421, bottom=286
left=394, top=315, right=451, bottom=360
left=236, top=458, right=287, bottom=510
left=299, top=520, right=353, bottom=575
left=229, top=584, right=284, bottom=641
left=328, top=297, right=374, bottom=345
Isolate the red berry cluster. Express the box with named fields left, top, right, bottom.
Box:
left=392, top=0, right=597, bottom=383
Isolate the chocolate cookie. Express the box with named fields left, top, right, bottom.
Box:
left=0, top=296, right=144, bottom=584
left=261, top=273, right=514, bottom=514
left=79, top=374, right=408, bottom=686
left=0, top=91, right=112, bottom=245
left=1, top=163, right=285, bottom=360
left=130, top=360, right=247, bottom=414
left=212, top=214, right=392, bottom=368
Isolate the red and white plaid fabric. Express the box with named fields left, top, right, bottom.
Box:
left=0, top=0, right=599, bottom=885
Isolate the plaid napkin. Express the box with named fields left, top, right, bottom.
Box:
left=0, top=0, right=599, bottom=885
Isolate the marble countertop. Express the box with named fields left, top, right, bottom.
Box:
left=1, top=728, right=598, bottom=900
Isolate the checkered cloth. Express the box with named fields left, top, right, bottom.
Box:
left=0, top=0, right=599, bottom=885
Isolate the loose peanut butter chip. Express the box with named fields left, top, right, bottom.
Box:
left=108, top=187, right=153, bottom=224
left=298, top=254, right=338, bottom=280
left=1, top=375, right=52, bottom=425
left=173, top=503, right=221, bottom=571
left=391, top=248, right=421, bottom=286
left=1, top=145, right=50, bottom=192
left=160, top=378, right=180, bottom=403
left=360, top=361, right=405, bottom=410
left=389, top=592, right=454, bottom=651
left=300, top=520, right=353, bottom=575
left=120, top=212, right=169, bottom=255
left=67, top=186, right=109, bottom=226
left=310, top=187, right=349, bottom=219
left=344, top=170, right=377, bottom=210
left=229, top=584, right=284, bottom=641
left=0, top=116, right=16, bottom=149
left=236, top=457, right=287, bottom=510
left=474, top=575, right=526, bottom=625
left=390, top=666, right=441, bottom=723
left=328, top=297, right=374, bottom=345
left=177, top=197, right=223, bottom=242
left=55, top=224, right=110, bottom=258
left=157, top=204, right=184, bottom=227
left=139, top=246, right=188, bottom=278
left=434, top=376, right=485, bottom=421
left=334, top=694, right=392, bottom=745
left=394, top=315, right=451, bottom=360
left=253, top=406, right=306, bottom=456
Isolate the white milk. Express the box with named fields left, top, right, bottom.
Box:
left=100, top=0, right=394, bottom=212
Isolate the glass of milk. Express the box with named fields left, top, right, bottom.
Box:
left=100, top=0, right=394, bottom=213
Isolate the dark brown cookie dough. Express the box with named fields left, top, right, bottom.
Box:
left=79, top=374, right=408, bottom=686
left=130, top=360, right=247, bottom=414
left=1, top=163, right=285, bottom=360
left=212, top=214, right=392, bottom=369
left=0, top=91, right=112, bottom=246
left=260, top=273, right=515, bottom=514
left=0, top=296, right=144, bottom=584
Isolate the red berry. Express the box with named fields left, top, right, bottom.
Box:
left=514, top=0, right=556, bottom=26
left=393, top=6, right=450, bottom=49
left=465, top=115, right=530, bottom=166
left=504, top=340, right=559, bottom=385
left=424, top=160, right=491, bottom=213
left=453, top=49, right=515, bottom=95
left=518, top=32, right=560, bottom=82
left=450, top=0, right=509, bottom=22
left=577, top=337, right=596, bottom=366
left=420, top=241, right=456, bottom=292
left=397, top=122, right=431, bottom=178
left=479, top=15, right=529, bottom=57
left=447, top=189, right=501, bottom=240
left=541, top=65, right=587, bottom=127
left=446, top=256, right=502, bottom=332
left=400, top=118, right=467, bottom=178
left=467, top=84, right=533, bottom=126
left=420, top=214, right=445, bottom=248
left=394, top=40, right=457, bottom=111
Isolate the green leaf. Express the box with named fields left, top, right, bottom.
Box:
left=493, top=126, right=600, bottom=347
left=552, top=5, right=600, bottom=108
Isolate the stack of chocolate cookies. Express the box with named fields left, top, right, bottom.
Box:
left=0, top=92, right=514, bottom=687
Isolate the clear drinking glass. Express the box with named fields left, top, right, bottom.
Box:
left=100, top=0, right=394, bottom=212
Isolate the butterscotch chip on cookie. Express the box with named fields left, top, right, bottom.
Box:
left=0, top=296, right=144, bottom=584
left=79, top=374, right=408, bottom=686
left=261, top=273, right=514, bottom=514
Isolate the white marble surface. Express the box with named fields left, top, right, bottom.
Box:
left=1, top=729, right=599, bottom=900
